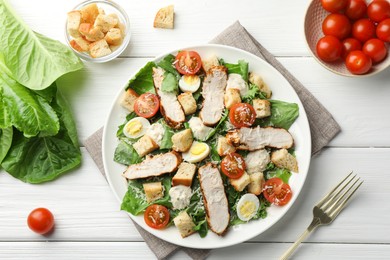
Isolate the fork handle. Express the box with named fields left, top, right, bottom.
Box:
left=279, top=218, right=320, bottom=260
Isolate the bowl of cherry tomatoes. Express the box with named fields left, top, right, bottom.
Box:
left=305, top=0, right=390, bottom=76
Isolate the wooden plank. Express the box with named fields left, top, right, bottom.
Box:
left=0, top=148, right=389, bottom=244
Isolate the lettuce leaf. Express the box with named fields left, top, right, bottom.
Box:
left=126, top=62, right=156, bottom=95
left=157, top=54, right=180, bottom=79
left=159, top=119, right=174, bottom=150
left=0, top=0, right=83, bottom=90
left=258, top=100, right=299, bottom=130
left=114, top=139, right=142, bottom=166
left=223, top=60, right=249, bottom=81
left=0, top=127, right=12, bottom=164
left=161, top=72, right=178, bottom=94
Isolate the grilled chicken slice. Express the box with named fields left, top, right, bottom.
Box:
left=226, top=126, right=294, bottom=151
left=199, top=66, right=227, bottom=126
left=152, top=67, right=185, bottom=129
left=122, top=152, right=181, bottom=180
left=198, top=163, right=230, bottom=235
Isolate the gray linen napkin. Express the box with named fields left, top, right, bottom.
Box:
left=84, top=21, right=340, bottom=260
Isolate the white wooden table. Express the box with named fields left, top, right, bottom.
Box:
left=1, top=0, right=390, bottom=259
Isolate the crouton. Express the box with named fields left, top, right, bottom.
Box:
left=133, top=135, right=159, bottom=157
left=67, top=11, right=81, bottom=38
left=230, top=172, right=251, bottom=192
left=249, top=72, right=272, bottom=98
left=120, top=88, right=139, bottom=112
left=80, top=3, right=99, bottom=24
left=202, top=55, right=219, bottom=73
left=253, top=99, right=271, bottom=119
left=247, top=172, right=264, bottom=195
left=178, top=92, right=197, bottom=115
left=173, top=211, right=196, bottom=238
left=224, top=88, right=241, bottom=109
left=105, top=28, right=122, bottom=46
left=116, top=22, right=126, bottom=36
left=94, top=14, right=118, bottom=33
left=143, top=182, right=164, bottom=203
left=271, top=148, right=299, bottom=172
left=154, top=5, right=174, bottom=29
left=85, top=26, right=104, bottom=42
left=216, top=136, right=236, bottom=156
left=72, top=37, right=90, bottom=52
left=89, top=39, right=112, bottom=58
left=172, top=162, right=197, bottom=186
left=78, top=23, right=92, bottom=36
left=172, top=129, right=193, bottom=152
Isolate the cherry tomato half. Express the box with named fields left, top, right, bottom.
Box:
left=321, top=0, right=348, bottom=13
left=316, top=35, right=343, bottom=62
left=367, top=0, right=390, bottom=23
left=263, top=178, right=292, bottom=206
left=345, top=0, right=367, bottom=20
left=175, top=51, right=202, bottom=75
left=27, top=208, right=55, bottom=235
left=342, top=38, right=362, bottom=59
left=377, top=18, right=390, bottom=42
left=352, top=18, right=376, bottom=43
left=221, top=152, right=246, bottom=179
left=134, top=93, right=160, bottom=118
left=322, top=14, right=351, bottom=40
left=144, top=205, right=170, bottom=229
left=363, top=38, right=387, bottom=63
left=229, top=103, right=256, bottom=128
left=345, top=50, right=372, bottom=75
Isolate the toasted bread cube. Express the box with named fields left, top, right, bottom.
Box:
left=143, top=182, right=164, bottom=203
left=67, top=11, right=81, bottom=38
left=172, top=162, right=196, bottom=186
left=224, top=88, right=241, bottom=109
left=70, top=40, right=83, bottom=52
left=120, top=88, right=139, bottom=112
left=216, top=136, right=236, bottom=156
left=271, top=149, right=299, bottom=172
left=253, top=99, right=271, bottom=119
left=89, top=39, right=112, bottom=58
left=98, top=7, right=105, bottom=15
left=116, top=22, right=126, bottom=37
left=178, top=92, right=197, bottom=115
left=154, top=5, right=174, bottom=29
left=72, top=37, right=90, bottom=52
left=247, top=172, right=264, bottom=195
left=202, top=55, right=219, bottom=73
left=133, top=135, right=159, bottom=157
left=105, top=28, right=122, bottom=46
left=79, top=23, right=92, bottom=36
left=173, top=211, right=196, bottom=238
left=172, top=129, right=193, bottom=152
left=80, top=3, right=99, bottom=24
left=230, top=172, right=251, bottom=192
left=249, top=72, right=272, bottom=98
left=94, top=14, right=118, bottom=33
left=85, top=26, right=104, bottom=42
left=108, top=13, right=119, bottom=20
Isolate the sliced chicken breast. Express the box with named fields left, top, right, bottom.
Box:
left=152, top=67, right=185, bottom=129
left=245, top=149, right=270, bottom=174
left=199, top=66, right=227, bottom=126
left=198, top=163, right=230, bottom=235
left=226, top=126, right=294, bottom=151
left=123, top=152, right=181, bottom=180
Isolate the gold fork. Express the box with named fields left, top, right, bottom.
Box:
left=280, top=172, right=363, bottom=260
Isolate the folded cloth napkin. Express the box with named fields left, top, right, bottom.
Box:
left=84, top=21, right=340, bottom=260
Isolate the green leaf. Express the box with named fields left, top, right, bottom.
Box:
left=158, top=119, right=174, bottom=150
left=126, top=62, right=156, bottom=95
left=241, top=83, right=267, bottom=104
left=0, top=0, right=83, bottom=90
left=121, top=180, right=149, bottom=215
left=259, top=100, right=299, bottom=130
left=157, top=54, right=180, bottom=79
left=266, top=168, right=292, bottom=183
left=224, top=60, right=249, bottom=81
left=0, top=127, right=12, bottom=163
left=114, top=139, right=142, bottom=165
left=205, top=109, right=229, bottom=140
left=161, top=72, right=178, bottom=94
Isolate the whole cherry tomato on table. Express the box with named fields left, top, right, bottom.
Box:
left=345, top=0, right=367, bottom=20
left=377, top=18, right=390, bottom=42
left=316, top=35, right=343, bottom=62
left=363, top=38, right=387, bottom=63
left=367, top=0, right=390, bottom=23
left=352, top=19, right=376, bottom=43
left=345, top=50, right=372, bottom=75
left=322, top=13, right=352, bottom=40
left=342, top=38, right=362, bottom=59
left=321, top=0, right=348, bottom=13
left=27, top=208, right=55, bottom=235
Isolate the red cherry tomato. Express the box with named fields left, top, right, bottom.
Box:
left=175, top=51, right=202, bottom=75
left=345, top=0, right=367, bottom=20
left=221, top=152, right=246, bottom=179
left=263, top=178, right=292, bottom=206
left=345, top=50, right=372, bottom=75
left=134, top=93, right=160, bottom=118
left=363, top=38, right=388, bottom=63
left=322, top=14, right=351, bottom=40
left=27, top=208, right=55, bottom=235
left=342, top=38, right=362, bottom=59
left=229, top=103, right=256, bottom=128
left=321, top=0, right=348, bottom=13
left=144, top=205, right=170, bottom=229
left=316, top=35, right=343, bottom=62
left=367, top=0, right=390, bottom=23
left=377, top=18, right=390, bottom=42
left=352, top=19, right=376, bottom=43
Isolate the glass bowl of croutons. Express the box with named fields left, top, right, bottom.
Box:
left=65, top=0, right=131, bottom=63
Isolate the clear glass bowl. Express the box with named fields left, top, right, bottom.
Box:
left=65, top=0, right=131, bottom=63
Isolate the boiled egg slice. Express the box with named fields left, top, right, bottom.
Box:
left=182, top=141, right=210, bottom=163
left=179, top=75, right=201, bottom=93
left=236, top=193, right=260, bottom=222
left=123, top=117, right=150, bottom=139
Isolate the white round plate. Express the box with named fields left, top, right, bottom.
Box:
left=102, top=44, right=312, bottom=249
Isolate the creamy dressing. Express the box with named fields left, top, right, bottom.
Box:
left=169, top=185, right=192, bottom=210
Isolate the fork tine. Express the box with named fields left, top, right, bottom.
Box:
left=324, top=175, right=359, bottom=213
left=328, top=180, right=363, bottom=219
left=316, top=171, right=353, bottom=208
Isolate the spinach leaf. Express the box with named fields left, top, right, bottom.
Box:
left=0, top=127, right=12, bottom=163
left=126, top=62, right=156, bottom=95
left=114, top=139, right=142, bottom=165
left=224, top=60, right=249, bottom=81
left=161, top=72, right=178, bottom=94
left=258, top=100, right=299, bottom=130
left=157, top=54, right=180, bottom=79
left=0, top=0, right=83, bottom=90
